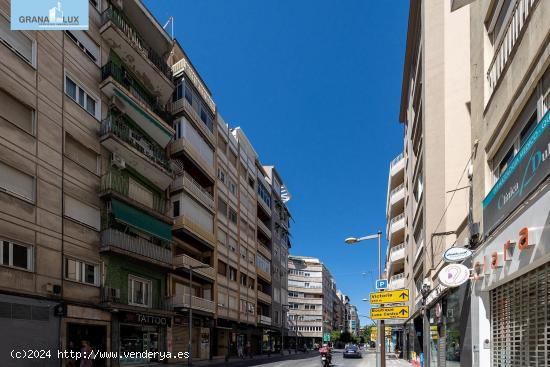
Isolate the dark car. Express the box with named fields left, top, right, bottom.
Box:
left=343, top=345, right=362, bottom=358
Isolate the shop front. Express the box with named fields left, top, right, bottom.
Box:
left=170, top=315, right=211, bottom=361
left=113, top=311, right=169, bottom=365
left=472, top=181, right=550, bottom=367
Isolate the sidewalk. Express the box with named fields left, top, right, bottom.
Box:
left=167, top=350, right=317, bottom=367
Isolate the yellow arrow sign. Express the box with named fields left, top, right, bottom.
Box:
left=370, top=290, right=409, bottom=304
left=371, top=306, right=409, bottom=320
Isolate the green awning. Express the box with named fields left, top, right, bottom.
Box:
left=111, top=199, right=172, bottom=242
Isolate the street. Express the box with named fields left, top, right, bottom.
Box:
left=193, top=350, right=410, bottom=367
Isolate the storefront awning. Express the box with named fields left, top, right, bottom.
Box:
left=111, top=199, right=172, bottom=242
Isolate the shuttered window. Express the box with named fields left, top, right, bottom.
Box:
left=64, top=195, right=100, bottom=230
left=65, top=134, right=99, bottom=173
left=0, top=88, right=34, bottom=134
left=65, top=31, right=100, bottom=65
left=0, top=14, right=34, bottom=66
left=181, top=193, right=214, bottom=233
left=491, top=262, right=550, bottom=367
left=0, top=161, right=34, bottom=202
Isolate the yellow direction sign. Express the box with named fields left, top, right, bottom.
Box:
left=371, top=306, right=409, bottom=320
left=370, top=290, right=409, bottom=304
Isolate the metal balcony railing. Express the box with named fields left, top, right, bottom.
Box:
left=101, top=228, right=172, bottom=264
left=100, top=114, right=170, bottom=171
left=171, top=172, right=214, bottom=210
left=101, top=61, right=172, bottom=123
left=101, top=7, right=173, bottom=80
left=173, top=253, right=215, bottom=279
left=171, top=294, right=215, bottom=313
left=258, top=315, right=272, bottom=324
left=101, top=170, right=167, bottom=214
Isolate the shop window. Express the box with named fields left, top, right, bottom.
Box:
left=1, top=240, right=33, bottom=271
left=64, top=257, right=99, bottom=285
left=128, top=275, right=152, bottom=307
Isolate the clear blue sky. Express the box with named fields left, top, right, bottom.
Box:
left=144, top=0, right=409, bottom=325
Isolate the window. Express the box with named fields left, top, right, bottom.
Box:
left=65, top=31, right=100, bottom=65
left=240, top=273, right=247, bottom=286
left=256, top=254, right=271, bottom=274
left=289, top=303, right=299, bottom=310
left=305, top=304, right=316, bottom=310
left=413, top=172, right=423, bottom=203
left=228, top=207, right=238, bottom=225
left=0, top=161, right=35, bottom=202
left=0, top=14, right=35, bottom=66
left=218, top=137, right=227, bottom=155
left=228, top=236, right=237, bottom=252
left=128, top=275, right=152, bottom=307
left=248, top=278, right=255, bottom=290
left=173, top=200, right=180, bottom=217
left=64, top=257, right=98, bottom=285
left=229, top=266, right=237, bottom=281
left=218, top=260, right=227, bottom=276
left=218, top=168, right=226, bottom=184
left=248, top=176, right=255, bottom=189
left=240, top=245, right=247, bottom=260
left=228, top=178, right=237, bottom=196
left=65, top=134, right=99, bottom=174
left=217, top=198, right=228, bottom=217
left=229, top=150, right=238, bottom=167
left=217, top=228, right=227, bottom=247
left=1, top=240, right=32, bottom=271
left=64, top=74, right=99, bottom=118
left=0, top=88, right=35, bottom=134
left=486, top=0, right=514, bottom=45
left=64, top=195, right=100, bottom=230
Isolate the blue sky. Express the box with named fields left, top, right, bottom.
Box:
left=144, top=0, right=409, bottom=325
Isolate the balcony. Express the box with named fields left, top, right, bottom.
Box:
left=256, top=267, right=272, bottom=283
left=257, top=243, right=272, bottom=261
left=257, top=290, right=272, bottom=304
left=287, top=285, right=322, bottom=294
left=171, top=97, right=215, bottom=145
left=389, top=152, right=405, bottom=184
left=100, top=6, right=173, bottom=103
left=171, top=172, right=214, bottom=212
left=170, top=138, right=215, bottom=182
left=486, top=0, right=540, bottom=98
left=100, top=114, right=173, bottom=189
left=389, top=273, right=406, bottom=290
left=100, top=228, right=172, bottom=266
left=390, top=243, right=406, bottom=263
left=174, top=215, right=215, bottom=247
left=388, top=213, right=405, bottom=245
left=101, top=61, right=173, bottom=147
left=257, top=220, right=272, bottom=239
left=101, top=170, right=168, bottom=217
left=388, top=183, right=405, bottom=216
left=171, top=294, right=215, bottom=314
left=101, top=286, right=172, bottom=311
left=173, top=253, right=215, bottom=281
left=172, top=58, right=216, bottom=113
left=258, top=315, right=272, bottom=325
left=257, top=192, right=272, bottom=217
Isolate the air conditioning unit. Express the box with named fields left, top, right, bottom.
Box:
left=46, top=283, right=62, bottom=294
left=111, top=153, right=126, bottom=169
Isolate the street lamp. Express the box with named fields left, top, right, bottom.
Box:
left=345, top=231, right=385, bottom=367
left=187, top=264, right=209, bottom=366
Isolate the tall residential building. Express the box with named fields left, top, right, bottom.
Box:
left=287, top=256, right=339, bottom=348
left=0, top=0, right=292, bottom=365
left=396, top=1, right=472, bottom=366
left=460, top=0, right=550, bottom=366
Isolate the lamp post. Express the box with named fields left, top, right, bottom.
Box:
left=188, top=264, right=209, bottom=366
left=345, top=231, right=385, bottom=367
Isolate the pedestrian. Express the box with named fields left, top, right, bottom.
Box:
left=237, top=343, right=244, bottom=359
left=246, top=341, right=252, bottom=359
left=79, top=341, right=93, bottom=367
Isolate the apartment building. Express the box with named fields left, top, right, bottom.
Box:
left=0, top=0, right=292, bottom=365
left=396, top=1, right=472, bottom=366
left=458, top=0, right=550, bottom=366
left=348, top=305, right=360, bottom=337
left=287, top=256, right=337, bottom=348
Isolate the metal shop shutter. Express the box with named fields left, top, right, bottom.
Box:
left=491, top=262, right=550, bottom=367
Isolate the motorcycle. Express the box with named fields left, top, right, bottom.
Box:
left=320, top=352, right=331, bottom=367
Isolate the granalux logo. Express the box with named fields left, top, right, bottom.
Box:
left=11, top=0, right=89, bottom=30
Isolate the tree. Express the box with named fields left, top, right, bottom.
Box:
left=330, top=330, right=341, bottom=342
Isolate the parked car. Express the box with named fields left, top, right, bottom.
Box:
left=343, top=345, right=362, bottom=358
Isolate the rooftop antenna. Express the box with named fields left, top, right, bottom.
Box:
left=163, top=16, right=174, bottom=40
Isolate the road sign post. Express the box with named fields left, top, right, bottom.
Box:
left=376, top=279, right=388, bottom=290
left=370, top=290, right=409, bottom=304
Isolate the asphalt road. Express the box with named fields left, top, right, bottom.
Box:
left=226, top=349, right=410, bottom=367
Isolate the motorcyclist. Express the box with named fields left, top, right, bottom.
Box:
left=319, top=343, right=332, bottom=365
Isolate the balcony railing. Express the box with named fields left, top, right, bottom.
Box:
left=486, top=0, right=539, bottom=96
left=101, top=170, right=167, bottom=214
left=173, top=253, right=215, bottom=279
left=101, top=7, right=172, bottom=80
left=391, top=242, right=406, bottom=254
left=171, top=294, right=215, bottom=313
left=390, top=273, right=405, bottom=282
left=257, top=220, right=272, bottom=238
left=390, top=213, right=405, bottom=227
left=171, top=172, right=214, bottom=210
left=100, top=285, right=172, bottom=310
left=171, top=97, right=214, bottom=142
left=390, top=152, right=404, bottom=168
left=257, top=290, right=272, bottom=304
left=101, top=228, right=172, bottom=264
left=102, top=60, right=171, bottom=122
left=390, top=183, right=405, bottom=198
left=258, top=315, right=272, bottom=325
left=100, top=114, right=170, bottom=171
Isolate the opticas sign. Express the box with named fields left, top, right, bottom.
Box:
left=482, top=110, right=550, bottom=235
